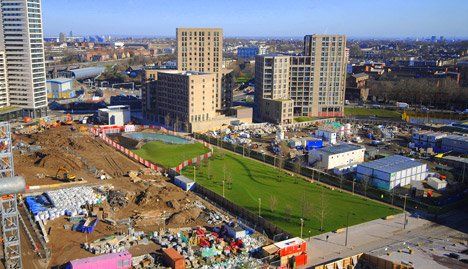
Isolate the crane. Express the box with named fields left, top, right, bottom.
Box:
left=0, top=122, right=25, bottom=269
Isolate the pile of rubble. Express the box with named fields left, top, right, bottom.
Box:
left=83, top=227, right=149, bottom=254
left=107, top=190, right=128, bottom=208
left=154, top=224, right=265, bottom=268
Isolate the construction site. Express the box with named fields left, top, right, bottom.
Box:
left=4, top=119, right=271, bottom=269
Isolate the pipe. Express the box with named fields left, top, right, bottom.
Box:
left=0, top=176, right=26, bottom=195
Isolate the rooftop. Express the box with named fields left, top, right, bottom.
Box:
left=352, top=73, right=369, bottom=79
left=98, top=105, right=129, bottom=112
left=175, top=175, right=195, bottom=184
left=47, top=77, right=73, bottom=83
left=358, top=155, right=424, bottom=174
left=318, top=143, right=364, bottom=155
left=274, top=237, right=305, bottom=249
left=443, top=135, right=468, bottom=143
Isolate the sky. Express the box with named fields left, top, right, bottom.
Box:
left=42, top=0, right=468, bottom=39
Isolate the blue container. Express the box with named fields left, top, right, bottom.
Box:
left=306, top=139, right=323, bottom=150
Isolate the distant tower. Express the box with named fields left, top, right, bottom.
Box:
left=59, top=32, right=66, bottom=43
left=69, top=30, right=73, bottom=37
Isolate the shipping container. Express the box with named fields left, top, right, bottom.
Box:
left=66, top=251, right=132, bottom=269
left=173, top=175, right=195, bottom=191
left=162, top=248, right=185, bottom=269
left=356, top=155, right=428, bottom=190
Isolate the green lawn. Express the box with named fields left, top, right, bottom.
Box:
left=182, top=149, right=399, bottom=237
left=345, top=107, right=402, bottom=118
left=133, top=141, right=210, bottom=168
left=294, top=116, right=318, bottom=122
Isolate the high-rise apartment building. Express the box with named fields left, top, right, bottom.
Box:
left=176, top=28, right=232, bottom=111
left=301, top=34, right=346, bottom=117
left=0, top=0, right=47, bottom=117
left=254, top=54, right=293, bottom=124
left=255, top=34, right=346, bottom=123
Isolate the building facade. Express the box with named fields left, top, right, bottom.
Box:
left=301, top=34, right=347, bottom=117
left=308, top=143, right=365, bottom=170
left=254, top=34, right=347, bottom=123
left=176, top=28, right=227, bottom=111
left=0, top=0, right=48, bottom=117
left=254, top=54, right=293, bottom=124
left=356, top=155, right=428, bottom=190
left=143, top=70, right=217, bottom=132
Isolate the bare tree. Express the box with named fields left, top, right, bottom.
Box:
left=226, top=172, right=233, bottom=189
left=269, top=195, right=278, bottom=213
left=164, top=114, right=171, bottom=128
left=174, top=116, right=180, bottom=132
left=360, top=175, right=371, bottom=197
left=223, top=163, right=227, bottom=182
left=276, top=157, right=284, bottom=182
left=293, top=160, right=302, bottom=184
left=206, top=160, right=213, bottom=180
left=245, top=146, right=251, bottom=158
left=314, top=188, right=328, bottom=232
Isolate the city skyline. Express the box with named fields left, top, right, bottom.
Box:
left=42, top=0, right=468, bottom=39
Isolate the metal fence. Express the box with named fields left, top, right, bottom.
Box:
left=194, top=133, right=458, bottom=215
left=193, top=184, right=292, bottom=240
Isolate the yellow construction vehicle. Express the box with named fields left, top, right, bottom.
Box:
left=56, top=167, right=77, bottom=182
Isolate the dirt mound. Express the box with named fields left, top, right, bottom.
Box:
left=166, top=207, right=202, bottom=226
left=34, top=151, right=84, bottom=171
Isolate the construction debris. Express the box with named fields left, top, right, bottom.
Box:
left=107, top=190, right=128, bottom=208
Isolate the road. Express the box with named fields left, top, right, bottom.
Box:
left=305, top=209, right=468, bottom=268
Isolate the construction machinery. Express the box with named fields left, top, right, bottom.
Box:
left=55, top=167, right=77, bottom=182
left=0, top=122, right=25, bottom=269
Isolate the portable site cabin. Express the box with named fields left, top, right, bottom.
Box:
left=174, top=175, right=195, bottom=191
left=66, top=251, right=132, bottom=269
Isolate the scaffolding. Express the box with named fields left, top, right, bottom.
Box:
left=0, top=122, right=22, bottom=269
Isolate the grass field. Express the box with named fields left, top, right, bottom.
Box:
left=345, top=107, right=402, bottom=118
left=133, top=141, right=210, bottom=168
left=294, top=116, right=318, bottom=122
left=182, top=149, right=399, bottom=237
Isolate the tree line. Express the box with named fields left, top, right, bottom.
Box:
left=368, top=76, right=468, bottom=109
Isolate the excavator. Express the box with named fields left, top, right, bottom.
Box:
left=55, top=167, right=77, bottom=182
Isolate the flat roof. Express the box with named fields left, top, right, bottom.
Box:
left=274, top=237, right=305, bottom=249
left=358, top=155, right=424, bottom=174
left=442, top=155, right=468, bottom=164
left=98, top=105, right=129, bottom=112
left=443, top=135, right=468, bottom=143
left=47, top=77, right=73, bottom=83
left=158, top=70, right=210, bottom=76
left=175, top=175, right=195, bottom=184
left=318, top=143, right=363, bottom=155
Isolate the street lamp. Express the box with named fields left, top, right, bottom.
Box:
left=403, top=194, right=408, bottom=229
left=258, top=198, right=262, bottom=217
left=300, top=218, right=304, bottom=238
